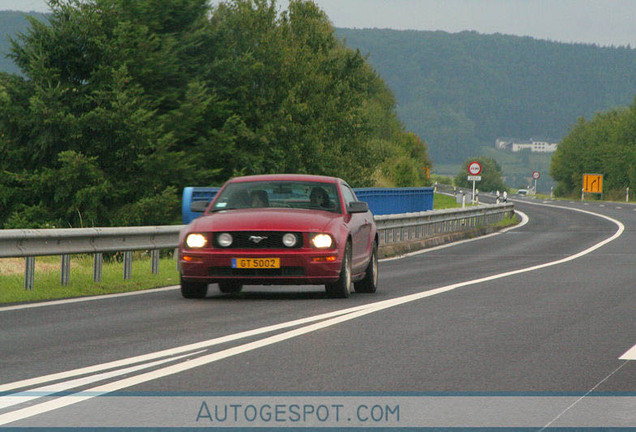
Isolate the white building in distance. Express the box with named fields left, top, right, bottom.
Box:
left=496, top=137, right=559, bottom=153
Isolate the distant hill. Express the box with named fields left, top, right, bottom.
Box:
left=0, top=11, right=48, bottom=75
left=336, top=29, right=636, bottom=165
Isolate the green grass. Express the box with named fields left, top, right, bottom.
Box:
left=490, top=215, right=520, bottom=228
left=0, top=254, right=180, bottom=304
left=434, top=192, right=462, bottom=209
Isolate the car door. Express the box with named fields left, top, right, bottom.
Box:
left=340, top=183, right=371, bottom=273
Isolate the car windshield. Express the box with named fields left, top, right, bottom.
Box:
left=210, top=181, right=341, bottom=213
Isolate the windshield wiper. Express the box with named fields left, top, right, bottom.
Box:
left=209, top=207, right=239, bottom=212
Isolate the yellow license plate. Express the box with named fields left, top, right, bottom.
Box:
left=232, top=258, right=280, bottom=269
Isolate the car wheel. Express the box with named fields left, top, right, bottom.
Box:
left=180, top=277, right=208, bottom=299
left=218, top=281, right=243, bottom=294
left=326, top=241, right=351, bottom=298
left=354, top=241, right=378, bottom=293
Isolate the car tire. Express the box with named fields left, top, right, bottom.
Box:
left=218, top=281, right=243, bottom=294
left=326, top=241, right=352, bottom=298
left=354, top=241, right=378, bottom=293
left=180, top=277, right=208, bottom=299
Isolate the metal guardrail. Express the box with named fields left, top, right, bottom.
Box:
left=0, top=203, right=514, bottom=290
left=375, top=203, right=515, bottom=245
left=0, top=226, right=181, bottom=290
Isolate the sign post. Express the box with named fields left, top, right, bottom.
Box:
left=532, top=171, right=540, bottom=195
left=467, top=161, right=482, bottom=204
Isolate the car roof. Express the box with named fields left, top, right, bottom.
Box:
left=227, top=174, right=341, bottom=184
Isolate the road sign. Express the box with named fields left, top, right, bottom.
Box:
left=468, top=161, right=482, bottom=175
left=583, top=174, right=603, bottom=194
left=532, top=171, right=540, bottom=180
left=467, top=175, right=482, bottom=181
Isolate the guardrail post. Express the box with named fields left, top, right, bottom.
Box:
left=151, top=249, right=160, bottom=274
left=61, top=255, right=71, bottom=286
left=25, top=257, right=35, bottom=291
left=123, top=251, right=132, bottom=280
left=93, top=253, right=103, bottom=283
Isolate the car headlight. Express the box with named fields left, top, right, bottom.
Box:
left=282, top=233, right=298, bottom=247
left=217, top=232, right=233, bottom=247
left=185, top=233, right=207, bottom=249
left=311, top=233, right=333, bottom=248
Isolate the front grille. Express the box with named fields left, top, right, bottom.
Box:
left=209, top=267, right=305, bottom=277
left=212, top=232, right=303, bottom=249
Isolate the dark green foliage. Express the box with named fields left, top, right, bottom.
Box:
left=550, top=97, right=636, bottom=197
left=336, top=29, right=636, bottom=164
left=0, top=1, right=430, bottom=228
left=455, top=157, right=507, bottom=192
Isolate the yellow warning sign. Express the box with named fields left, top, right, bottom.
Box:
left=583, top=174, right=603, bottom=194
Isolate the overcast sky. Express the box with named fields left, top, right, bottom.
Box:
left=1, top=0, right=634, bottom=47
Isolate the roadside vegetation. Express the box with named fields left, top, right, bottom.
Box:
left=433, top=193, right=460, bottom=210
left=0, top=255, right=180, bottom=304
left=550, top=98, right=635, bottom=199
left=490, top=215, right=519, bottom=229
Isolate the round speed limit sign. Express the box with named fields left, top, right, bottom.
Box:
left=532, top=171, right=541, bottom=179
left=468, top=161, right=482, bottom=176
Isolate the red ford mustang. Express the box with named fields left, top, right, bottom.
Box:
left=178, top=174, right=378, bottom=298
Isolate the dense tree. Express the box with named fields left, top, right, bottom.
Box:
left=0, top=0, right=429, bottom=228
left=0, top=0, right=218, bottom=228
left=550, top=97, right=636, bottom=197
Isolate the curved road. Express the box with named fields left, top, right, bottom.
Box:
left=1, top=198, right=634, bottom=427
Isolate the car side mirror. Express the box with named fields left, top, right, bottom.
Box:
left=190, top=200, right=209, bottom=213
left=347, top=201, right=369, bottom=214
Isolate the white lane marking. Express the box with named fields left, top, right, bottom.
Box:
left=0, top=303, right=375, bottom=393
left=0, top=207, right=625, bottom=426
left=0, top=286, right=180, bottom=313
left=0, top=352, right=201, bottom=410
left=619, top=344, right=636, bottom=360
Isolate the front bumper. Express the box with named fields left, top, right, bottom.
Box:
left=179, top=248, right=342, bottom=285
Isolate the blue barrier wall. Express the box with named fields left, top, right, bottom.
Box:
left=354, top=187, right=434, bottom=216
left=182, top=186, right=434, bottom=224
left=182, top=187, right=219, bottom=224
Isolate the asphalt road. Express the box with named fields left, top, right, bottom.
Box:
left=1, top=197, right=634, bottom=427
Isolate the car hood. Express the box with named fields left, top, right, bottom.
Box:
left=190, top=208, right=341, bottom=233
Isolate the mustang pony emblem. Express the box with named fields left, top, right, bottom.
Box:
left=249, top=235, right=268, bottom=243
